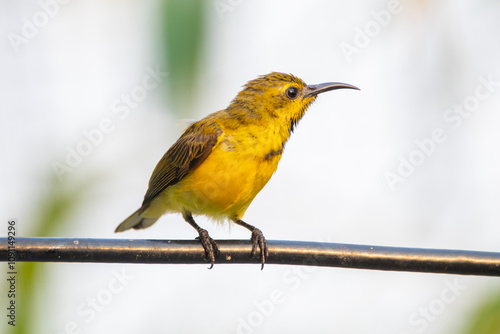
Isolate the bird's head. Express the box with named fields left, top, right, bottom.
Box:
left=229, top=72, right=359, bottom=133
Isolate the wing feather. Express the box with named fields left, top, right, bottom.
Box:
left=141, top=122, right=222, bottom=208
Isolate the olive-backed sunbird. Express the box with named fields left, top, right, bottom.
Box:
left=115, top=72, right=359, bottom=268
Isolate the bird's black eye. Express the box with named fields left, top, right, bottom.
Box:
left=286, top=86, right=299, bottom=99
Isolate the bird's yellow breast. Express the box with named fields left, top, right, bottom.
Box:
left=148, top=124, right=284, bottom=222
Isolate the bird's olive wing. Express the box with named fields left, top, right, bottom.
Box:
left=141, top=123, right=222, bottom=207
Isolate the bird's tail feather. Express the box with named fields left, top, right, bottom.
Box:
left=115, top=208, right=159, bottom=232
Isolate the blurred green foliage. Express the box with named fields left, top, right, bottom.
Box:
left=161, top=0, right=207, bottom=115
left=461, top=291, right=500, bottom=334
left=11, top=174, right=96, bottom=334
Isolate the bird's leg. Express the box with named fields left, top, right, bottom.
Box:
left=183, top=212, right=219, bottom=269
left=232, top=218, right=269, bottom=269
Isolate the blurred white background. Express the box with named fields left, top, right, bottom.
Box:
left=2, top=1, right=500, bottom=333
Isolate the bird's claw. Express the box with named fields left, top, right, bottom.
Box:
left=250, top=228, right=269, bottom=270
left=196, top=229, right=220, bottom=269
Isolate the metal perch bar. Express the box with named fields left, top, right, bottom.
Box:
left=1, top=238, right=499, bottom=276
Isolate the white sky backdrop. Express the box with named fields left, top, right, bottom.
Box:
left=2, top=1, right=500, bottom=333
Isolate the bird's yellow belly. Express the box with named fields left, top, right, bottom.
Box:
left=161, top=146, right=280, bottom=221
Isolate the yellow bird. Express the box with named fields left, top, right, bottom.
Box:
left=115, top=72, right=358, bottom=268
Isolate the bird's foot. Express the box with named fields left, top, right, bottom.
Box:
left=196, top=228, right=220, bottom=269
left=250, top=228, right=269, bottom=270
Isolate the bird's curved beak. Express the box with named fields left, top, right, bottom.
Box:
left=304, top=82, right=360, bottom=98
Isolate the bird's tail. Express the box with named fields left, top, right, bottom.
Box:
left=115, top=208, right=159, bottom=232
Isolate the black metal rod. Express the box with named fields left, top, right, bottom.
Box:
left=1, top=238, right=499, bottom=276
